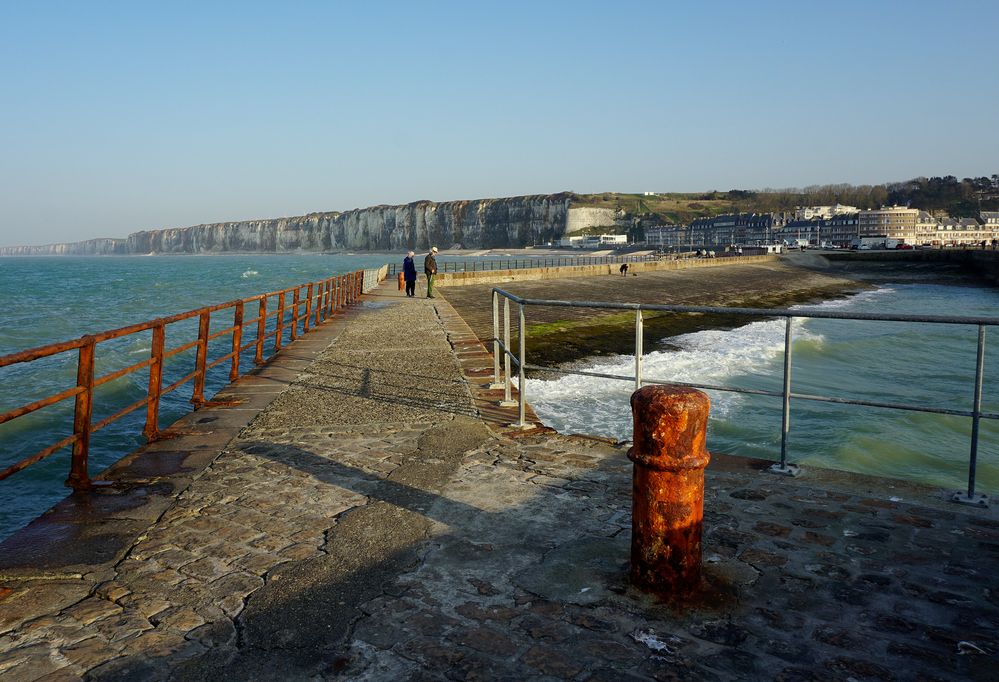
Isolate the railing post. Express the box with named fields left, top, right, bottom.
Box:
left=290, top=289, right=300, bottom=341
left=635, top=309, right=644, bottom=390
left=770, top=315, right=799, bottom=476
left=500, top=298, right=516, bottom=408
left=517, top=302, right=529, bottom=427
left=316, top=281, right=325, bottom=325
left=191, top=310, right=211, bottom=407
left=230, top=303, right=243, bottom=382
left=255, top=297, right=267, bottom=365
left=67, top=336, right=95, bottom=491
left=274, top=292, right=286, bottom=352
left=144, top=322, right=165, bottom=440
left=490, top=291, right=503, bottom=388
left=304, top=283, right=314, bottom=333
left=953, top=324, right=989, bottom=507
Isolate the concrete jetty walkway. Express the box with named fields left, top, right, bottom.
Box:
left=1, top=278, right=997, bottom=680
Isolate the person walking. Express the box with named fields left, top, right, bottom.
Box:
left=424, top=246, right=439, bottom=298
left=619, top=263, right=629, bottom=276
left=402, top=251, right=417, bottom=297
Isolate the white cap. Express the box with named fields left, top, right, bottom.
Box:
left=431, top=246, right=438, bottom=252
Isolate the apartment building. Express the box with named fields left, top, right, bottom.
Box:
left=688, top=212, right=791, bottom=246
left=858, top=206, right=920, bottom=242
left=644, top=225, right=684, bottom=248
left=934, top=217, right=997, bottom=246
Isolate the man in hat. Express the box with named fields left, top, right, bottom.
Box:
left=424, top=246, right=439, bottom=298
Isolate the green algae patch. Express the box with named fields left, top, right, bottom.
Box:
left=523, top=283, right=863, bottom=370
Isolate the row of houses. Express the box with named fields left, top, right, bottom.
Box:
left=646, top=208, right=999, bottom=249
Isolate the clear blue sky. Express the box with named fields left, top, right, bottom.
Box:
left=1, top=0, right=997, bottom=246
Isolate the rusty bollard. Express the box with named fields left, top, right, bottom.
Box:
left=628, top=385, right=711, bottom=595
left=398, top=272, right=405, bottom=290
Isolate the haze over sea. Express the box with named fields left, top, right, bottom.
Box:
left=1, top=254, right=997, bottom=541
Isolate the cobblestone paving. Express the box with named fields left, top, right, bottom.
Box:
left=1, top=286, right=997, bottom=681
left=329, top=436, right=999, bottom=682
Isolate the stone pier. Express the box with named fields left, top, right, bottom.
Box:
left=0, top=275, right=996, bottom=680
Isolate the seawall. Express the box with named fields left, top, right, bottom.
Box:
left=826, top=249, right=999, bottom=285
left=435, top=254, right=778, bottom=287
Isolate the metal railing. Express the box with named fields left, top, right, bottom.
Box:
left=386, top=254, right=663, bottom=277
left=490, top=287, right=997, bottom=508
left=0, top=271, right=367, bottom=491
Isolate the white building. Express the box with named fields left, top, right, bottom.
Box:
left=559, top=234, right=628, bottom=248
left=794, top=204, right=859, bottom=220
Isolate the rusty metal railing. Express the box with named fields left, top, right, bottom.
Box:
left=491, top=287, right=998, bottom=508
left=0, top=270, right=367, bottom=491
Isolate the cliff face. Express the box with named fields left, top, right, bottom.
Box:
left=0, top=194, right=575, bottom=255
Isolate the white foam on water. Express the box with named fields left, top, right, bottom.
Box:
left=523, top=294, right=880, bottom=441
left=241, top=270, right=259, bottom=278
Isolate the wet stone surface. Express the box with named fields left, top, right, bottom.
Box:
left=0, top=283, right=996, bottom=680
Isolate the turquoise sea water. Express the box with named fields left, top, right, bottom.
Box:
left=1, top=255, right=997, bottom=541
left=0, top=254, right=392, bottom=541
left=528, top=283, right=999, bottom=494
left=0, top=251, right=551, bottom=541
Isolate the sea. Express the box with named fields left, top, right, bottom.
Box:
left=1, top=254, right=997, bottom=541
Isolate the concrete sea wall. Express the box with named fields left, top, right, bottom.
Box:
left=826, top=249, right=999, bottom=285
left=564, top=207, right=619, bottom=234
left=435, top=254, right=777, bottom=287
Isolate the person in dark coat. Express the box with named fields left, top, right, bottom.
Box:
left=424, top=246, right=439, bottom=298
left=403, top=251, right=417, bottom=297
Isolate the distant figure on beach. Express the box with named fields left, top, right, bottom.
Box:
left=424, top=246, right=439, bottom=298
left=403, top=251, right=417, bottom=297
left=620, top=263, right=629, bottom=276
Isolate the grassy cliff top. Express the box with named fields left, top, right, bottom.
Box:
left=574, top=192, right=742, bottom=224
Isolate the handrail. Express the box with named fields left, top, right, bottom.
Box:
left=0, top=270, right=367, bottom=490
left=385, top=253, right=669, bottom=276
left=490, top=287, right=997, bottom=508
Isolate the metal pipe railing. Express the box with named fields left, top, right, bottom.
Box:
left=0, top=270, right=368, bottom=491
left=489, top=287, right=997, bottom=507
left=385, top=253, right=662, bottom=276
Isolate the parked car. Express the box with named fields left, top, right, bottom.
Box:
left=895, top=243, right=914, bottom=250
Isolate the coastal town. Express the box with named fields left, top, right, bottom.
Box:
left=562, top=206, right=999, bottom=252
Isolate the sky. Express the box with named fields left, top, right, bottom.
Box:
left=1, top=0, right=997, bottom=246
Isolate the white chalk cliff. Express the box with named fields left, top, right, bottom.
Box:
left=1, top=194, right=589, bottom=255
